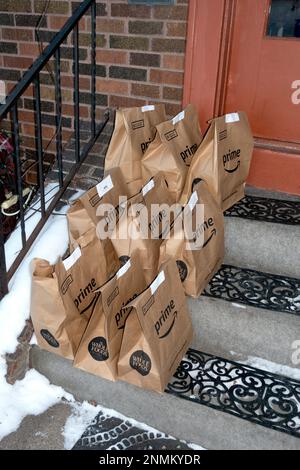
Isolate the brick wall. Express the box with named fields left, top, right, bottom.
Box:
left=0, top=0, right=189, bottom=158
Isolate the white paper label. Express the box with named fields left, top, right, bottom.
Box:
left=96, top=174, right=113, bottom=198
left=172, top=110, right=185, bottom=125
left=225, top=112, right=240, bottom=123
left=117, top=259, right=131, bottom=279
left=63, top=246, right=82, bottom=271
left=142, top=178, right=155, bottom=196
left=142, top=105, right=155, bottom=113
left=188, top=191, right=198, bottom=211
left=150, top=270, right=165, bottom=295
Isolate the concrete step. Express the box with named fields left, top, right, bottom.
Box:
left=30, top=346, right=300, bottom=450
left=224, top=216, right=300, bottom=278
left=188, top=295, right=299, bottom=368
left=224, top=193, right=300, bottom=278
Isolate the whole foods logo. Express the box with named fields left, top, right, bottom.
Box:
left=176, top=260, right=188, bottom=282
left=130, top=350, right=152, bottom=376
left=223, top=148, right=241, bottom=173
left=155, top=299, right=178, bottom=339
left=40, top=329, right=59, bottom=348
left=88, top=337, right=109, bottom=361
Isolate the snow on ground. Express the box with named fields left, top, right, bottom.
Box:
left=0, top=184, right=74, bottom=440
left=0, top=359, right=73, bottom=440
left=63, top=401, right=206, bottom=450
left=230, top=351, right=300, bottom=381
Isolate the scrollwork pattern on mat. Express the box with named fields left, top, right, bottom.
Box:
left=167, top=349, right=300, bottom=438
left=225, top=196, right=300, bottom=225
left=204, top=265, right=300, bottom=315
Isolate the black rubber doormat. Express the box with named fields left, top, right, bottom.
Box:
left=204, top=265, right=300, bottom=315
left=224, top=195, right=300, bottom=225
left=167, top=349, right=300, bottom=439
left=72, top=412, right=197, bottom=450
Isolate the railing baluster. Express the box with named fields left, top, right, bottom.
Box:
left=33, top=75, right=46, bottom=216
left=55, top=48, right=63, bottom=188
left=0, top=216, right=8, bottom=297
left=12, top=105, right=26, bottom=249
left=73, top=23, right=80, bottom=163
left=91, top=0, right=96, bottom=138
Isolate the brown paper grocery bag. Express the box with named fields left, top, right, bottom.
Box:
left=55, top=227, right=119, bottom=321
left=142, top=104, right=202, bottom=202
left=105, top=105, right=166, bottom=197
left=159, top=180, right=224, bottom=298
left=181, top=111, right=254, bottom=211
left=31, top=258, right=87, bottom=360
left=118, top=257, right=193, bottom=393
left=111, top=172, right=176, bottom=284
left=67, top=167, right=128, bottom=247
left=74, top=252, right=147, bottom=381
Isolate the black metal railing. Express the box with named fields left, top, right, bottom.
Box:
left=0, top=0, right=108, bottom=298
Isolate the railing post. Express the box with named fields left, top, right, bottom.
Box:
left=11, top=105, right=26, bottom=248
left=91, top=0, right=96, bottom=138
left=0, top=216, right=8, bottom=299
left=55, top=48, right=64, bottom=188
left=73, top=23, right=80, bottom=163
left=33, top=75, right=46, bottom=216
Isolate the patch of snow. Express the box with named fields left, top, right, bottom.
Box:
left=0, top=358, right=73, bottom=441
left=231, top=303, right=247, bottom=309
left=63, top=401, right=206, bottom=450
left=63, top=401, right=102, bottom=450
left=230, top=351, right=300, bottom=381
left=0, top=192, right=73, bottom=441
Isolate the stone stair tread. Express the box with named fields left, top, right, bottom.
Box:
left=30, top=346, right=300, bottom=449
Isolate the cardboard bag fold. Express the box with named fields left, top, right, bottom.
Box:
left=55, top=227, right=119, bottom=321
left=31, top=258, right=87, bottom=360
left=118, top=257, right=193, bottom=393
left=104, top=104, right=166, bottom=197
left=110, top=172, right=175, bottom=284
left=181, top=111, right=254, bottom=211
left=159, top=181, right=224, bottom=298
left=74, top=253, right=147, bottom=381
left=67, top=167, right=128, bottom=247
left=141, top=104, right=202, bottom=202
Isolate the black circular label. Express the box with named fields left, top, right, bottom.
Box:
left=130, top=350, right=152, bottom=376
left=176, top=260, right=188, bottom=282
left=191, top=178, right=202, bottom=192
left=88, top=337, right=109, bottom=361
left=119, top=255, right=130, bottom=267
left=40, top=329, right=59, bottom=348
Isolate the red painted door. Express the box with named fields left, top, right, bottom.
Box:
left=184, top=0, right=300, bottom=195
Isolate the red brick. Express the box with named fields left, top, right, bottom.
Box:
left=2, top=28, right=34, bottom=41
left=163, top=54, right=185, bottom=70
left=96, top=78, right=129, bottom=94
left=131, top=83, right=160, bottom=99
left=150, top=69, right=184, bottom=86
left=19, top=42, right=40, bottom=57
left=96, top=49, right=127, bottom=64
left=166, top=22, right=187, bottom=38
left=163, top=86, right=183, bottom=102
left=153, top=5, right=188, bottom=21
left=3, top=55, right=33, bottom=69
left=94, top=18, right=125, bottom=33
left=109, top=95, right=146, bottom=109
